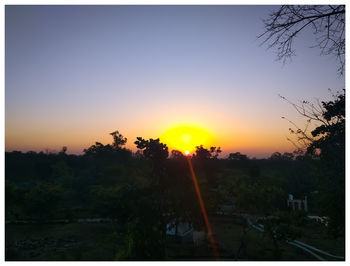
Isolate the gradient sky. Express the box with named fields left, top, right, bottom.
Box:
left=5, top=5, right=345, bottom=158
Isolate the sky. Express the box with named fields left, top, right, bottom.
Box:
left=5, top=5, right=345, bottom=158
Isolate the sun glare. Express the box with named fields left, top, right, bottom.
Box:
left=160, top=123, right=214, bottom=154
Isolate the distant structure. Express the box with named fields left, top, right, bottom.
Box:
left=166, top=221, right=193, bottom=243
left=287, top=195, right=308, bottom=212
left=166, top=220, right=206, bottom=246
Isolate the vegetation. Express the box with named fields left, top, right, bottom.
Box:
left=5, top=90, right=345, bottom=260
left=5, top=5, right=345, bottom=261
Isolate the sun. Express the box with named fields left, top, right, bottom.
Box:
left=160, top=123, right=214, bottom=154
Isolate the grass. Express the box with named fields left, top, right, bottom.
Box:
left=6, top=216, right=345, bottom=261
left=6, top=223, right=118, bottom=261
left=210, top=215, right=343, bottom=261
left=297, top=221, right=345, bottom=259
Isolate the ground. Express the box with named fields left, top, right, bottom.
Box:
left=6, top=223, right=117, bottom=261
left=5, top=215, right=345, bottom=261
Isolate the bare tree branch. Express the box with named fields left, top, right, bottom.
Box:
left=279, top=90, right=344, bottom=153
left=259, top=5, right=345, bottom=75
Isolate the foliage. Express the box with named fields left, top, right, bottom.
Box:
left=83, top=131, right=132, bottom=162
left=308, top=92, right=345, bottom=236
left=5, top=126, right=345, bottom=259
left=5, top=180, right=25, bottom=220
left=24, top=182, right=66, bottom=220
left=262, top=212, right=303, bottom=259
left=217, top=168, right=286, bottom=215
left=307, top=91, right=345, bottom=159
left=269, top=152, right=294, bottom=161
left=90, top=184, right=137, bottom=223
left=281, top=91, right=345, bottom=236
left=193, top=145, right=221, bottom=160
left=135, top=137, right=169, bottom=161
left=115, top=225, right=166, bottom=260
left=83, top=142, right=116, bottom=155
left=110, top=130, right=127, bottom=149
left=170, top=150, right=185, bottom=159
left=228, top=152, right=248, bottom=160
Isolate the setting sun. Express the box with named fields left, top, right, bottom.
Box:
left=4, top=5, right=345, bottom=262
left=160, top=123, right=215, bottom=154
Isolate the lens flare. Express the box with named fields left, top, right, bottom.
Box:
left=186, top=156, right=220, bottom=260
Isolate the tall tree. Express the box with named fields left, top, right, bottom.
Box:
left=110, top=130, right=127, bottom=149
left=134, top=137, right=168, bottom=185
left=307, top=92, right=345, bottom=236
left=282, top=91, right=345, bottom=236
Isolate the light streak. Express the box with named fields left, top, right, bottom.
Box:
left=186, top=156, right=220, bottom=260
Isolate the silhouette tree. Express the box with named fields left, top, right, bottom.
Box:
left=59, top=146, right=67, bottom=155
left=228, top=152, right=248, bottom=160
left=269, top=152, right=282, bottom=160
left=281, top=91, right=345, bottom=236
left=193, top=145, right=211, bottom=160
left=307, top=92, right=344, bottom=158
left=84, top=131, right=131, bottom=161
left=133, top=137, right=170, bottom=253
left=210, top=146, right=222, bottom=159
left=194, top=145, right=221, bottom=160
left=307, top=92, right=344, bottom=236
left=134, top=137, right=169, bottom=185
left=282, top=152, right=294, bottom=160
left=83, top=142, right=114, bottom=156
left=110, top=130, right=127, bottom=149
left=269, top=152, right=294, bottom=160
left=280, top=91, right=344, bottom=154
left=134, top=137, right=168, bottom=161
left=259, top=5, right=345, bottom=74
left=170, top=149, right=185, bottom=159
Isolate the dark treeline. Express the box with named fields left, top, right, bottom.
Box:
left=3, top=139, right=332, bottom=259
left=6, top=138, right=315, bottom=221
left=5, top=92, right=344, bottom=260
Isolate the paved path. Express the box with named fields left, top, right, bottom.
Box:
left=246, top=217, right=344, bottom=261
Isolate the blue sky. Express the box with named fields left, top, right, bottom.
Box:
left=5, top=5, right=345, bottom=157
